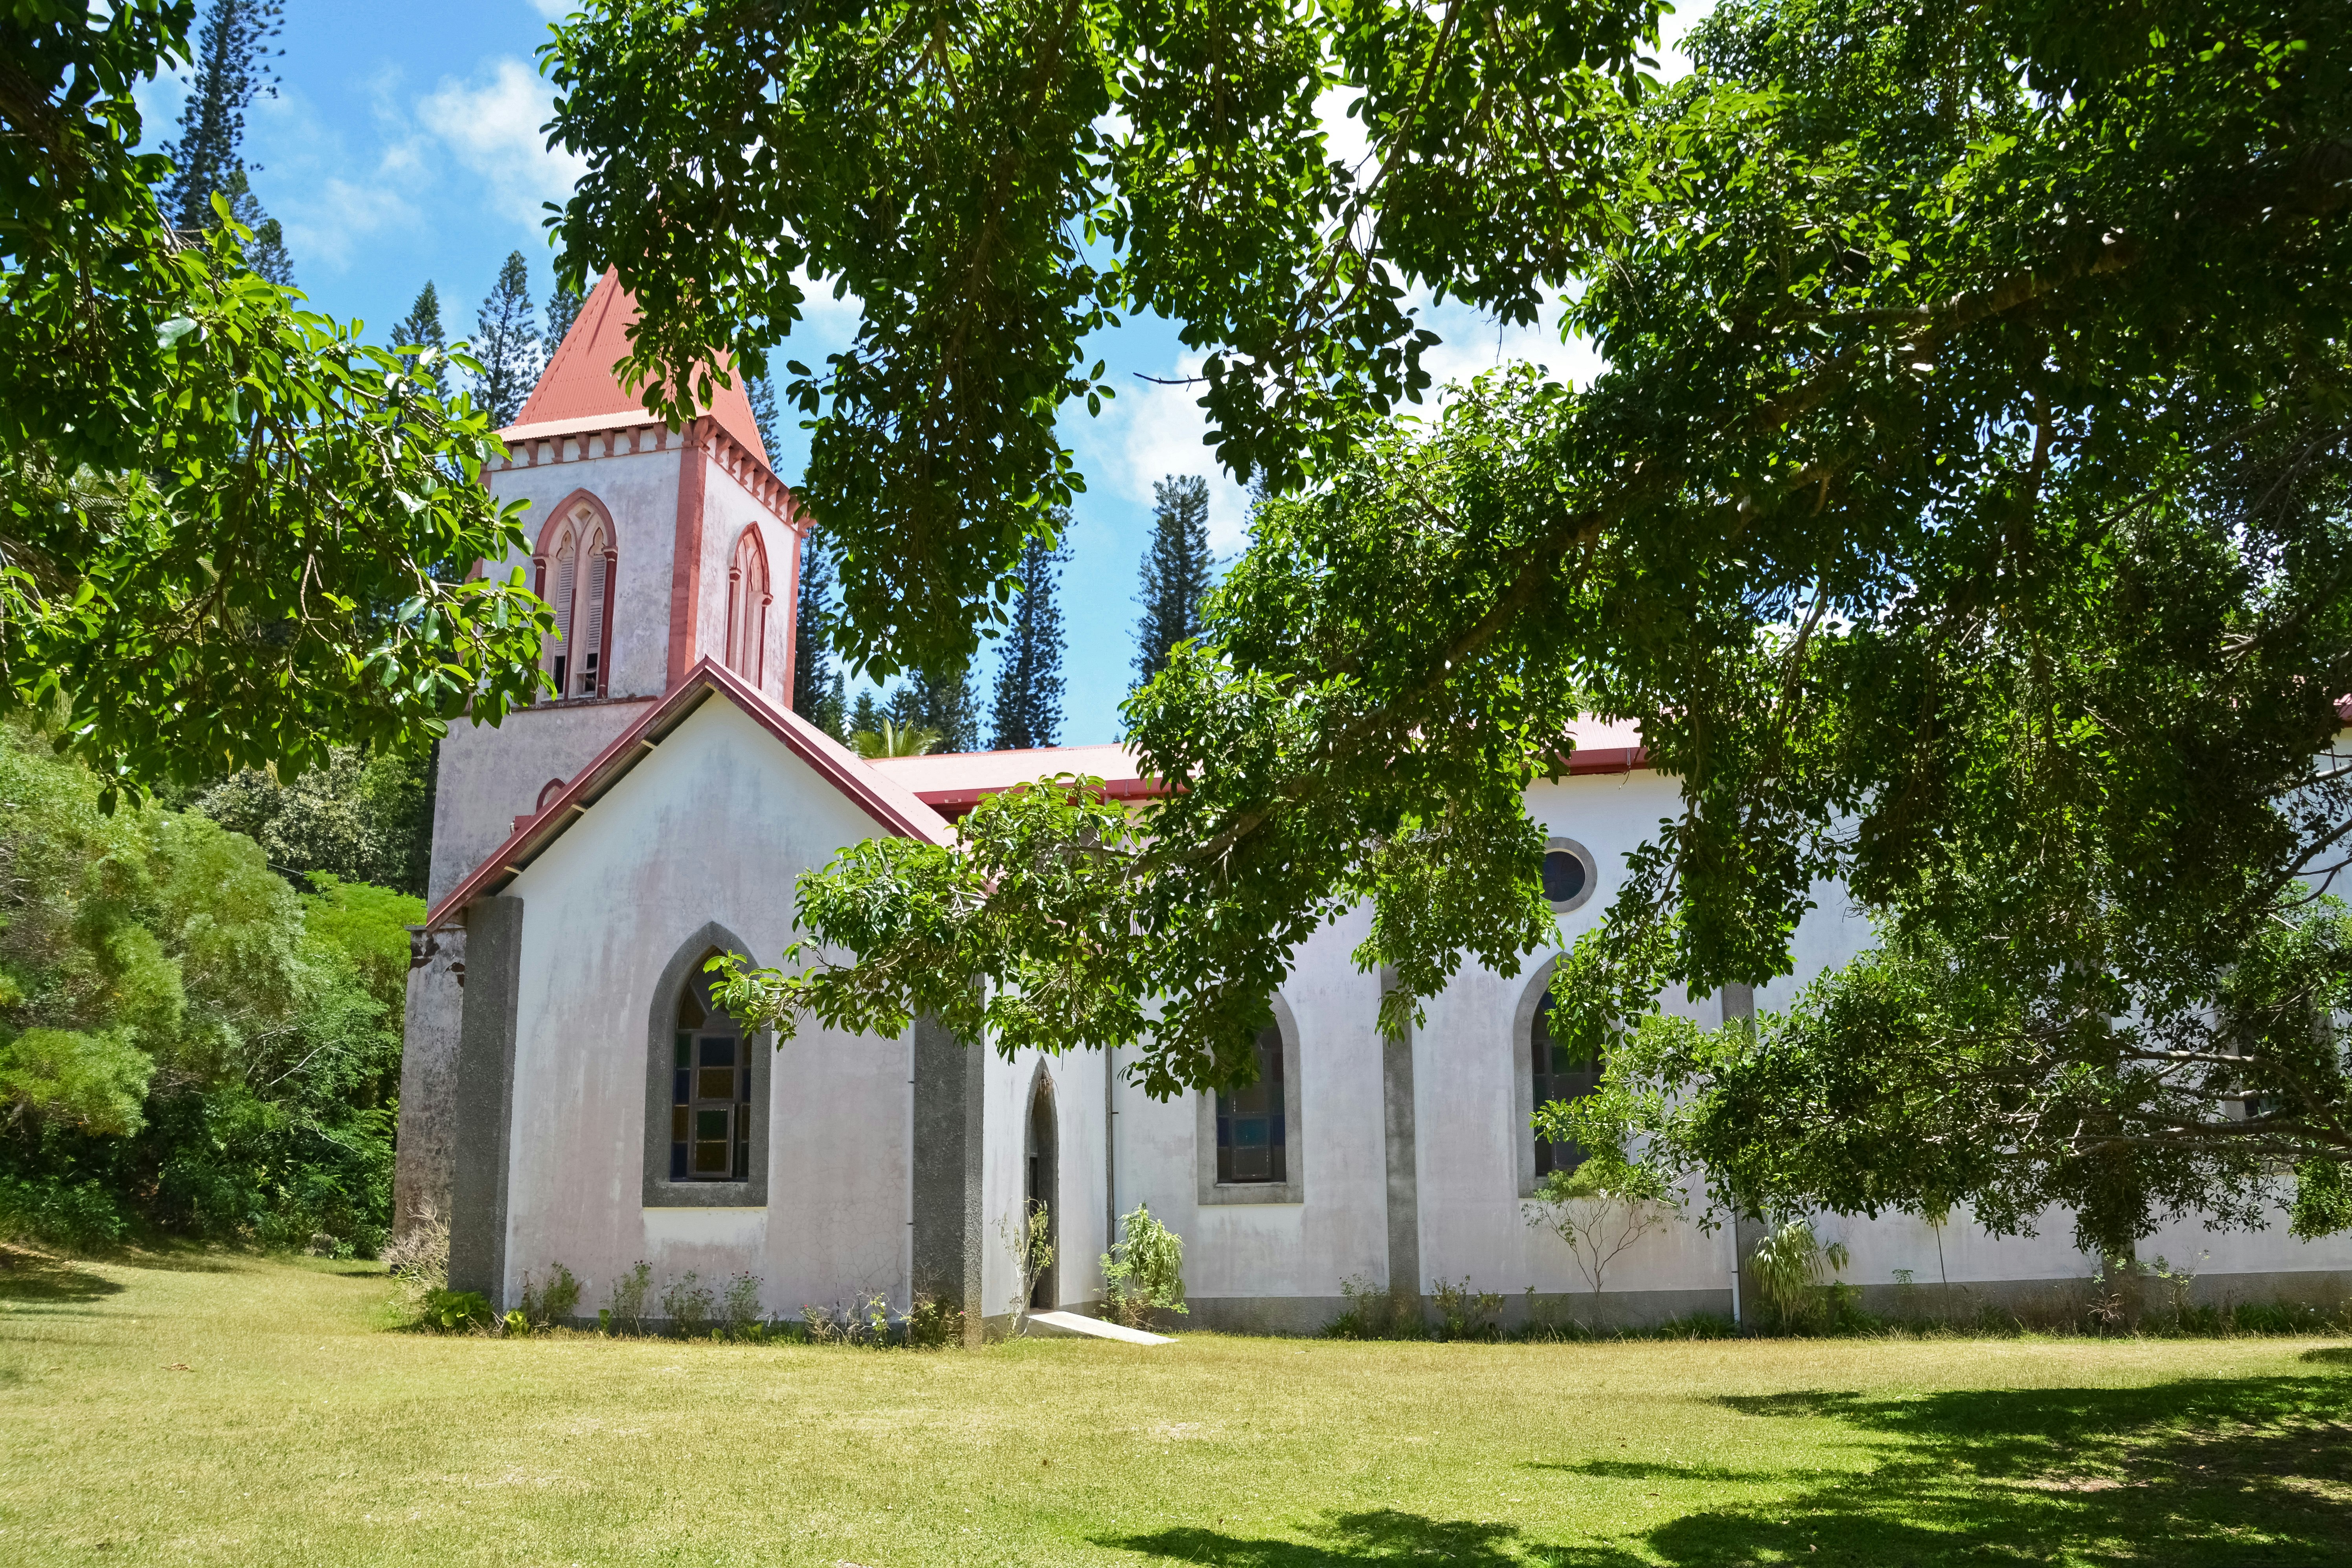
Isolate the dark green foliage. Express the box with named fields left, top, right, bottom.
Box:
left=159, top=0, right=283, bottom=233
left=890, top=665, right=981, bottom=755
left=848, top=688, right=881, bottom=744
left=192, top=745, right=433, bottom=896
left=472, top=251, right=541, bottom=428
left=0, top=721, right=421, bottom=1253
left=747, top=375, right=779, bottom=457
left=1134, top=475, right=1213, bottom=687
left=221, top=167, right=291, bottom=286
left=390, top=281, right=448, bottom=397
left=543, top=281, right=584, bottom=351
left=421, top=1289, right=493, bottom=1332
left=989, top=534, right=1068, bottom=750
left=792, top=526, right=843, bottom=737
left=1, top=4, right=551, bottom=793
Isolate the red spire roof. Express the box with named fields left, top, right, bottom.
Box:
left=507, top=268, right=771, bottom=468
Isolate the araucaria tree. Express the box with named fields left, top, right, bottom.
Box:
left=893, top=665, right=981, bottom=755
left=544, top=279, right=585, bottom=350
left=472, top=250, right=541, bottom=428
left=2, top=3, right=548, bottom=794
left=552, top=0, right=2352, bottom=1253
left=791, top=526, right=841, bottom=736
left=160, top=0, right=283, bottom=233
left=391, top=281, right=450, bottom=397
left=989, top=536, right=1067, bottom=751
left=1134, top=474, right=1213, bottom=687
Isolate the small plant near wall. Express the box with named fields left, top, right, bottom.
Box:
left=383, top=1204, right=450, bottom=1322
left=804, top=1290, right=893, bottom=1345
left=606, top=1261, right=652, bottom=1335
left=662, top=1271, right=715, bottom=1337
left=1523, top=1155, right=1680, bottom=1326
left=904, top=1291, right=965, bottom=1349
left=1429, top=1278, right=1505, bottom=1340
left=720, top=1273, right=764, bottom=1341
left=1749, top=1217, right=1851, bottom=1333
left=520, top=1263, right=582, bottom=1329
left=420, top=1289, right=494, bottom=1333
left=999, top=1198, right=1053, bottom=1335
left=1325, top=1275, right=1418, bottom=1339
left=1099, top=1203, right=1188, bottom=1329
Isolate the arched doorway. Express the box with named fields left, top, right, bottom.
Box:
left=1025, top=1070, right=1058, bottom=1310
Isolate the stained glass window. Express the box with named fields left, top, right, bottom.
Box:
left=1532, top=991, right=1602, bottom=1176
left=1215, top=1026, right=1286, bottom=1184
left=669, top=954, right=752, bottom=1182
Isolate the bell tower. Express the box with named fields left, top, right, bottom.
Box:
left=424, top=272, right=810, bottom=907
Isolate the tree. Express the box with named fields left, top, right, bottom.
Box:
left=159, top=0, right=283, bottom=234
left=851, top=716, right=939, bottom=759
left=2, top=4, right=548, bottom=797
left=390, top=281, right=449, bottom=397
left=544, top=279, right=584, bottom=349
left=791, top=526, right=845, bottom=739
left=847, top=688, right=881, bottom=746
left=891, top=664, right=981, bottom=754
left=472, top=251, right=541, bottom=428
left=192, top=745, right=432, bottom=896
left=222, top=166, right=291, bottom=286
left=1134, top=475, right=1214, bottom=687
left=989, top=535, right=1067, bottom=751
left=568, top=1, right=2352, bottom=1249
left=748, top=375, right=780, bottom=457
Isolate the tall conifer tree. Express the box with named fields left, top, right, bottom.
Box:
left=544, top=281, right=585, bottom=349
left=162, top=0, right=285, bottom=233
left=223, top=168, right=292, bottom=285
left=792, top=526, right=843, bottom=738
left=1133, top=474, right=1213, bottom=686
left=472, top=252, right=541, bottom=427
left=391, top=281, right=449, bottom=396
left=748, top=376, right=781, bottom=456
left=889, top=665, right=981, bottom=754
left=989, top=532, right=1069, bottom=750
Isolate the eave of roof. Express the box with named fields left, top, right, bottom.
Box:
left=425, top=658, right=952, bottom=929
left=866, top=743, right=1166, bottom=818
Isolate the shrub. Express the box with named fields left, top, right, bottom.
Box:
left=661, top=1270, right=714, bottom=1337
left=1749, top=1217, right=1850, bottom=1331
left=1100, top=1202, right=1188, bottom=1329
left=905, top=1291, right=965, bottom=1349
left=804, top=1291, right=892, bottom=1345
left=0, top=1175, right=130, bottom=1250
left=422, top=1289, right=493, bottom=1333
left=1430, top=1277, right=1505, bottom=1341
left=1325, top=1275, right=1421, bottom=1340
left=606, top=1261, right=652, bottom=1335
left=520, top=1262, right=581, bottom=1328
left=720, top=1272, right=762, bottom=1340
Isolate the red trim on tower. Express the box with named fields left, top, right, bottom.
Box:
left=596, top=544, right=618, bottom=699
left=668, top=420, right=709, bottom=690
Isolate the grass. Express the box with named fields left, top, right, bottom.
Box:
left=2, top=1250, right=2350, bottom=1565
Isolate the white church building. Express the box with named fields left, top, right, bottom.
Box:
left=395, top=281, right=2351, bottom=1336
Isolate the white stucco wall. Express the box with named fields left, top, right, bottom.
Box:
left=428, top=700, right=652, bottom=906
left=694, top=462, right=799, bottom=707
left=494, top=697, right=919, bottom=1319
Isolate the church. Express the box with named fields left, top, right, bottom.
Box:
left=395, top=281, right=2351, bottom=1338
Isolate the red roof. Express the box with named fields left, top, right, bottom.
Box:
left=426, top=659, right=950, bottom=928
left=867, top=744, right=1162, bottom=818
left=506, top=269, right=771, bottom=467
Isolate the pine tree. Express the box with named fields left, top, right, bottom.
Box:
left=792, top=526, right=841, bottom=735
left=849, top=688, right=882, bottom=743
left=888, top=665, right=981, bottom=754
left=472, top=251, right=541, bottom=426
left=544, top=280, right=585, bottom=349
left=989, top=531, right=1069, bottom=750
left=162, top=0, right=286, bottom=233
left=391, top=281, right=449, bottom=396
left=223, top=167, right=293, bottom=286
left=748, top=376, right=781, bottom=456
left=1134, top=474, right=1214, bottom=687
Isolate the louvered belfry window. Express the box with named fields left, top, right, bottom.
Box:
left=670, top=954, right=752, bottom=1182
left=540, top=504, right=614, bottom=700
left=724, top=527, right=768, bottom=685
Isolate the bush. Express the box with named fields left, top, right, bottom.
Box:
left=1430, top=1278, right=1505, bottom=1341
left=422, top=1289, right=493, bottom=1333
left=520, top=1262, right=581, bottom=1327
left=661, top=1271, right=714, bottom=1337
left=720, top=1272, right=762, bottom=1340
left=606, top=1261, right=652, bottom=1335
left=0, top=1174, right=130, bottom=1249
left=905, top=1291, right=965, bottom=1348
left=1100, top=1202, right=1188, bottom=1329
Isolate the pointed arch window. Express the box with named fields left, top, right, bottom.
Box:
left=723, top=526, right=770, bottom=685
left=534, top=500, right=617, bottom=700
left=642, top=925, right=770, bottom=1208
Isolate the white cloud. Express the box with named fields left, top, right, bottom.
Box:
left=525, top=0, right=579, bottom=18
left=416, top=58, right=586, bottom=230
left=1081, top=357, right=1254, bottom=551
left=279, top=175, right=421, bottom=274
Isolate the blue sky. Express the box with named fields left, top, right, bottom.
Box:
left=136, top=2, right=1698, bottom=744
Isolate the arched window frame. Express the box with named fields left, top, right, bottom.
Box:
left=531, top=489, right=619, bottom=702
left=641, top=922, right=770, bottom=1209
left=722, top=525, right=771, bottom=687
left=1195, top=994, right=1305, bottom=1205
left=1513, top=957, right=1604, bottom=1197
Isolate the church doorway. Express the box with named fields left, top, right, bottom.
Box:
left=1025, top=1072, right=1058, bottom=1311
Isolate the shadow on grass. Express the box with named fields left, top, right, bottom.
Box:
left=0, top=1254, right=125, bottom=1306
left=1102, top=1375, right=2352, bottom=1566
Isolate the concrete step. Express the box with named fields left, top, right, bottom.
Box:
left=1023, top=1310, right=1174, bottom=1345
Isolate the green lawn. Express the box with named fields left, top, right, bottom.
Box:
left=2, top=1250, right=2348, bottom=1565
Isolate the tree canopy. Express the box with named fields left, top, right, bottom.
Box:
left=553, top=0, right=2352, bottom=1248
left=2, top=1, right=549, bottom=797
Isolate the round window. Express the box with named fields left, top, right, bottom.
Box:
left=1542, top=844, right=1593, bottom=910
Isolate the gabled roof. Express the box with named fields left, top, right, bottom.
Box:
left=505, top=269, right=771, bottom=468
left=866, top=743, right=1163, bottom=818
left=426, top=659, right=951, bottom=929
